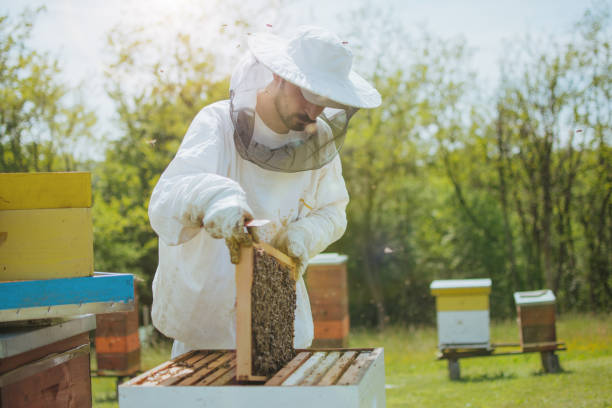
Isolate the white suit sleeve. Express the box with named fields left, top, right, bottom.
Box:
left=288, top=156, right=349, bottom=260
left=148, top=108, right=251, bottom=246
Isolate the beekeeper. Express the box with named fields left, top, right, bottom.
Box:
left=148, top=25, right=381, bottom=358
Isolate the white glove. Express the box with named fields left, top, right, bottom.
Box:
left=271, top=224, right=310, bottom=278
left=203, top=196, right=254, bottom=264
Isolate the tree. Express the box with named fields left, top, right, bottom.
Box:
left=0, top=8, right=96, bottom=172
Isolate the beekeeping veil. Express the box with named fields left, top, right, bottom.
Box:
left=229, top=26, right=382, bottom=173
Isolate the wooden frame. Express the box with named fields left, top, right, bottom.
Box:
left=235, top=242, right=297, bottom=382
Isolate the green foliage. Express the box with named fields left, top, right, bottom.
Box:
left=4, top=3, right=609, bottom=327
left=92, top=26, right=231, bottom=304
left=0, top=8, right=97, bottom=172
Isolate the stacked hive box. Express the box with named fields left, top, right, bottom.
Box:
left=514, top=290, right=557, bottom=351
left=0, top=172, right=95, bottom=407
left=430, top=279, right=492, bottom=350
left=0, top=172, right=93, bottom=281
left=0, top=315, right=95, bottom=407
left=305, top=254, right=350, bottom=348
left=95, top=286, right=141, bottom=376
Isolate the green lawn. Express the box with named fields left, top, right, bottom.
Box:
left=92, top=313, right=611, bottom=407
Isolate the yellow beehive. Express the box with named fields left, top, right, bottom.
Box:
left=0, top=172, right=93, bottom=281
left=430, top=279, right=492, bottom=349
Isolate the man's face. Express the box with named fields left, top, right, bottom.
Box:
left=274, top=79, right=325, bottom=132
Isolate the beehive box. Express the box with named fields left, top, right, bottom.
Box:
left=430, top=279, right=492, bottom=349
left=235, top=242, right=298, bottom=381
left=0, top=172, right=93, bottom=281
left=514, top=290, right=557, bottom=351
left=95, top=286, right=140, bottom=376
left=0, top=314, right=95, bottom=407
left=306, top=253, right=350, bottom=348
left=118, top=348, right=385, bottom=408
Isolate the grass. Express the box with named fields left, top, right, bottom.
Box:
left=349, top=313, right=612, bottom=408
left=92, top=313, right=611, bottom=407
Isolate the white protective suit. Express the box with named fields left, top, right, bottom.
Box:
left=148, top=98, right=350, bottom=351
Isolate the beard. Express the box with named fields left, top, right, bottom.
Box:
left=274, top=87, right=315, bottom=132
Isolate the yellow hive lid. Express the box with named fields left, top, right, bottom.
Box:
left=0, top=172, right=91, bottom=209
left=430, top=278, right=492, bottom=296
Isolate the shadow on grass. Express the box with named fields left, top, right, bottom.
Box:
left=458, top=371, right=517, bottom=382
left=532, top=368, right=572, bottom=377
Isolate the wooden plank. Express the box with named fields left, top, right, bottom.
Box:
left=0, top=344, right=89, bottom=387
left=0, top=333, right=89, bottom=375
left=336, top=348, right=382, bottom=385
left=518, top=304, right=556, bottom=326
left=96, top=332, right=140, bottom=354
left=0, top=208, right=93, bottom=281
left=0, top=172, right=91, bottom=210
left=265, top=352, right=312, bottom=386
left=311, top=303, right=349, bottom=320
left=314, top=315, right=350, bottom=339
left=210, top=366, right=236, bottom=385
left=282, top=352, right=326, bottom=386
left=124, top=350, right=198, bottom=386
left=158, top=352, right=219, bottom=386
left=305, top=266, right=347, bottom=290
left=235, top=245, right=254, bottom=381
left=95, top=312, right=139, bottom=337
left=1, top=351, right=91, bottom=408
left=96, top=348, right=141, bottom=376
left=178, top=352, right=234, bottom=386
left=0, top=314, right=95, bottom=359
left=316, top=350, right=357, bottom=386
left=521, top=324, right=556, bottom=344
left=301, top=351, right=341, bottom=385
left=196, top=357, right=237, bottom=386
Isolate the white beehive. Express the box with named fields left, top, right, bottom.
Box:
left=119, top=348, right=385, bottom=408
left=430, top=279, right=492, bottom=349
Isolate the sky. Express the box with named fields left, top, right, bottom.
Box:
left=0, top=0, right=604, bottom=144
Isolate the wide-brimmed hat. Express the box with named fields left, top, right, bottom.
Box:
left=247, top=26, right=381, bottom=109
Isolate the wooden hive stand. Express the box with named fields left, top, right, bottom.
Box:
left=235, top=242, right=298, bottom=382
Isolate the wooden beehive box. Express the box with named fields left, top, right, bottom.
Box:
left=235, top=242, right=298, bottom=381
left=0, top=172, right=93, bottom=281
left=0, top=314, right=95, bottom=408
left=95, top=286, right=140, bottom=376
left=306, top=253, right=350, bottom=348
left=118, top=348, right=385, bottom=407
left=514, top=290, right=557, bottom=351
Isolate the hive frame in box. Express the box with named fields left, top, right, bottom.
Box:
left=118, top=348, right=385, bottom=408
left=235, top=242, right=298, bottom=382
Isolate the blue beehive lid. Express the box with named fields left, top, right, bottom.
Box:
left=0, top=272, right=135, bottom=322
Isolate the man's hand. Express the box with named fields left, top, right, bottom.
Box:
left=272, top=226, right=310, bottom=278
left=202, top=203, right=254, bottom=264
